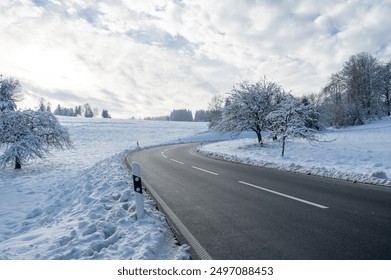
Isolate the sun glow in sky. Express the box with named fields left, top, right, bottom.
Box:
left=1, top=0, right=391, bottom=118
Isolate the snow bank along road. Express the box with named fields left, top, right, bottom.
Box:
left=126, top=143, right=391, bottom=260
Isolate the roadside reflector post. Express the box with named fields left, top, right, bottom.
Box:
left=132, top=161, right=144, bottom=219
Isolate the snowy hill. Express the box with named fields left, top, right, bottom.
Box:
left=199, top=117, right=391, bottom=187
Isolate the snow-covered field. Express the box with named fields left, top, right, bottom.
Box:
left=199, top=117, right=391, bottom=187
left=1, top=116, right=390, bottom=260
left=0, top=118, right=208, bottom=259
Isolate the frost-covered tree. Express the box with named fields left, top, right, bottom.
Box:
left=213, top=76, right=286, bottom=144
left=38, top=97, right=47, bottom=112
left=102, top=109, right=111, bottom=118
left=378, top=61, right=391, bottom=116
left=340, top=52, right=381, bottom=121
left=321, top=73, right=347, bottom=127
left=37, top=98, right=51, bottom=113
left=84, top=103, right=93, bottom=118
left=321, top=52, right=383, bottom=127
left=169, top=109, right=193, bottom=121
left=53, top=104, right=62, bottom=115
left=74, top=105, right=82, bottom=117
left=0, top=75, right=22, bottom=111
left=267, top=96, right=317, bottom=156
left=320, top=52, right=385, bottom=127
left=207, top=95, right=223, bottom=129
left=300, top=94, right=322, bottom=130
left=46, top=102, right=51, bottom=113
left=194, top=110, right=207, bottom=122
left=0, top=110, right=72, bottom=169
left=0, top=77, right=72, bottom=169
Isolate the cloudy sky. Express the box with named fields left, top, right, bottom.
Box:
left=1, top=0, right=391, bottom=118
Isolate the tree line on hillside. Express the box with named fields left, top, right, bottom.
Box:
left=53, top=103, right=111, bottom=118
left=36, top=97, right=111, bottom=119
left=144, top=109, right=209, bottom=122
left=208, top=52, right=391, bottom=156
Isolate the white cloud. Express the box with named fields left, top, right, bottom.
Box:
left=1, top=0, right=391, bottom=118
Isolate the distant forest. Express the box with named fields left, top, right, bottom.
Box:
left=41, top=98, right=207, bottom=122
left=144, top=109, right=209, bottom=122
left=49, top=102, right=111, bottom=119
left=51, top=102, right=207, bottom=122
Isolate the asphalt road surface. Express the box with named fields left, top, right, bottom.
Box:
left=127, top=142, right=391, bottom=260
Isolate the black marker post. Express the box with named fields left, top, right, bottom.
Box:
left=132, top=161, right=144, bottom=219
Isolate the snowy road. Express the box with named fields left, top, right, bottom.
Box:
left=127, top=143, right=391, bottom=260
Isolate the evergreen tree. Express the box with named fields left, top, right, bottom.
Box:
left=84, top=103, right=93, bottom=118
left=169, top=109, right=193, bottom=121
left=102, top=109, right=111, bottom=118
left=46, top=102, right=51, bottom=113
left=74, top=105, right=82, bottom=117
left=54, top=104, right=62, bottom=116
left=194, top=110, right=207, bottom=122
left=38, top=97, right=46, bottom=111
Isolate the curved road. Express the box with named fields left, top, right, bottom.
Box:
left=127, top=142, right=391, bottom=260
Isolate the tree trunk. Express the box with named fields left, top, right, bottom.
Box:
left=255, top=130, right=263, bottom=145
left=15, top=157, right=21, bottom=169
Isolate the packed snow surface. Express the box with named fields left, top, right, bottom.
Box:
left=1, top=116, right=390, bottom=260
left=199, top=117, right=391, bottom=187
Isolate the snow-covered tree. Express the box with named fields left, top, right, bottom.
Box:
left=74, top=105, right=82, bottom=117
left=194, top=110, right=207, bottom=122
left=340, top=52, right=382, bottom=121
left=46, top=102, right=51, bottom=113
left=378, top=61, right=391, bottom=116
left=267, top=96, right=317, bottom=156
left=0, top=76, right=72, bottom=169
left=300, top=94, right=322, bottom=130
left=214, top=76, right=286, bottom=144
left=37, top=98, right=51, bottom=113
left=84, top=103, right=93, bottom=118
left=169, top=109, right=193, bottom=121
left=102, top=109, right=111, bottom=118
left=0, top=110, right=72, bottom=169
left=321, top=52, right=385, bottom=127
left=0, top=75, right=22, bottom=111
left=207, top=95, right=223, bottom=129
left=54, top=104, right=62, bottom=116
left=321, top=73, right=347, bottom=127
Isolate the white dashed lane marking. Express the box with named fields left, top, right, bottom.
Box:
left=170, top=159, right=185, bottom=165
left=191, top=166, right=219, bottom=176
